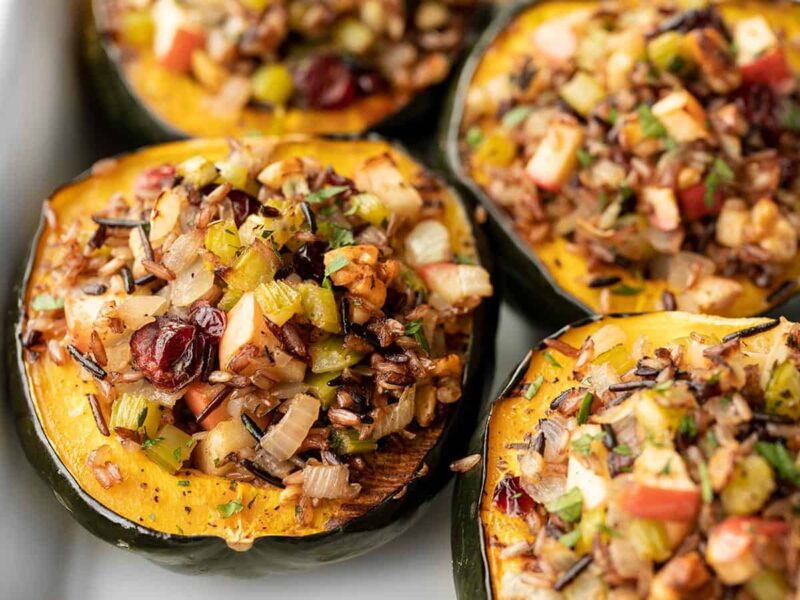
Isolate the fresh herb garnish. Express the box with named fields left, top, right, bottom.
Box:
left=545, top=488, right=583, bottom=523
left=637, top=104, right=667, bottom=138
left=698, top=462, right=713, bottom=503
left=599, top=523, right=621, bottom=538
left=404, top=319, right=430, bottom=353
left=544, top=351, right=562, bottom=368
left=305, top=185, right=349, bottom=204
left=324, top=255, right=349, bottom=278
left=781, top=103, right=800, bottom=131
left=501, top=105, right=534, bottom=128
left=613, top=444, right=632, bottom=457
left=576, top=392, right=593, bottom=425
left=576, top=148, right=594, bottom=168
left=659, top=460, right=672, bottom=476
left=705, top=429, right=719, bottom=450
left=524, top=375, right=545, bottom=400
left=704, top=157, right=734, bottom=208
left=329, top=224, right=355, bottom=249
left=216, top=499, right=244, bottom=518
left=756, top=441, right=800, bottom=486
left=654, top=379, right=674, bottom=392
left=31, top=293, right=64, bottom=312
left=607, top=107, right=618, bottom=124
left=455, top=254, right=475, bottom=265
left=141, top=436, right=163, bottom=449
left=678, top=415, right=697, bottom=438
left=466, top=127, right=484, bottom=147
left=572, top=433, right=603, bottom=456
left=177, top=480, right=190, bottom=487
left=610, top=283, right=643, bottom=296
left=136, top=407, right=148, bottom=429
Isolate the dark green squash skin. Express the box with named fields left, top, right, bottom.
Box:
left=451, top=313, right=621, bottom=599
left=82, top=0, right=493, bottom=147
left=6, top=137, right=499, bottom=575
left=439, top=0, right=800, bottom=327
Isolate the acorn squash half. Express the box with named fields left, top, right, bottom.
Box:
left=441, top=0, right=800, bottom=324
left=84, top=0, right=485, bottom=144
left=452, top=310, right=800, bottom=599
left=9, top=136, right=497, bottom=574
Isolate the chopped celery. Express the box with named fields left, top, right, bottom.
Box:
left=560, top=72, right=606, bottom=117
left=577, top=507, right=605, bottom=555
left=177, top=156, right=218, bottom=188
left=634, top=391, right=684, bottom=445
left=255, top=280, right=302, bottom=326
left=223, top=241, right=278, bottom=291
left=309, top=337, right=364, bottom=373
left=251, top=64, right=295, bottom=106
left=330, top=428, right=378, bottom=455
left=765, top=361, right=800, bottom=419
left=593, top=344, right=635, bottom=375
left=218, top=288, right=243, bottom=312
left=205, top=220, right=241, bottom=265
left=305, top=370, right=342, bottom=408
left=745, top=570, right=789, bottom=600
left=216, top=160, right=259, bottom=195
left=648, top=32, right=692, bottom=74
left=110, top=394, right=161, bottom=439
left=333, top=17, right=375, bottom=55
left=298, top=283, right=340, bottom=333
left=348, top=193, right=390, bottom=228
left=721, top=454, right=775, bottom=515
left=577, top=25, right=609, bottom=71
left=474, top=130, right=517, bottom=167
left=628, top=519, right=672, bottom=561
left=143, top=424, right=196, bottom=474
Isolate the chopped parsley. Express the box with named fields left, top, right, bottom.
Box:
left=329, top=224, right=355, bottom=249
left=524, top=375, right=545, bottom=400
left=217, top=499, right=244, bottom=518
left=140, top=437, right=163, bottom=450
left=559, top=529, right=581, bottom=548
left=659, top=459, right=672, bottom=476
left=545, top=488, right=583, bottom=523
left=404, top=319, right=430, bottom=354
left=177, top=480, right=190, bottom=487
left=455, top=254, right=475, bottom=265
left=136, top=407, right=148, bottom=428
left=607, top=107, right=618, bottom=124
left=576, top=148, right=594, bottom=168
left=324, top=255, right=349, bottom=278
left=637, top=104, right=667, bottom=138
left=704, top=157, right=734, bottom=208
left=501, top=105, right=534, bottom=128
left=756, top=441, right=800, bottom=486
left=305, top=185, right=350, bottom=204
left=576, top=392, right=593, bottom=425
left=613, top=444, right=632, bottom=457
left=31, top=293, right=64, bottom=312
left=611, top=283, right=644, bottom=296
left=599, top=523, right=621, bottom=538
left=678, top=415, right=697, bottom=438
left=543, top=351, right=562, bottom=368
left=781, top=103, right=800, bottom=131
left=698, top=461, right=713, bottom=503
left=572, top=433, right=603, bottom=456
left=705, top=430, right=719, bottom=450
left=466, top=127, right=484, bottom=147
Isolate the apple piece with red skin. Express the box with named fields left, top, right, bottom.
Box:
left=679, top=183, right=723, bottom=221
left=524, top=121, right=584, bottom=192
left=740, top=49, right=795, bottom=95
left=153, top=1, right=206, bottom=73
left=705, top=516, right=789, bottom=585
left=619, top=482, right=701, bottom=522
left=185, top=381, right=230, bottom=430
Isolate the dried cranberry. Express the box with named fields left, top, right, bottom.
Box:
left=356, top=70, right=386, bottom=96
left=189, top=301, right=227, bottom=343
left=294, top=55, right=358, bottom=110
left=130, top=317, right=205, bottom=391
left=321, top=167, right=358, bottom=198
left=492, top=474, right=535, bottom=516
left=293, top=241, right=328, bottom=282
left=736, top=84, right=781, bottom=137
left=134, top=165, right=176, bottom=194
left=229, top=189, right=260, bottom=227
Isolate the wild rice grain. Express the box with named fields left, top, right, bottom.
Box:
left=87, top=393, right=110, bottom=436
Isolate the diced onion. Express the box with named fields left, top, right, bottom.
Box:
left=584, top=362, right=620, bottom=395
left=115, top=295, right=169, bottom=332
left=649, top=251, right=715, bottom=291
left=302, top=464, right=361, bottom=499
left=260, top=394, right=320, bottom=460
left=404, top=219, right=451, bottom=267
left=419, top=263, right=493, bottom=306
left=589, top=324, right=627, bottom=357
left=371, top=386, right=415, bottom=440
left=163, top=230, right=204, bottom=274
left=171, top=257, right=216, bottom=307
left=519, top=450, right=566, bottom=503
left=253, top=449, right=295, bottom=479
left=539, top=415, right=570, bottom=463
left=270, top=382, right=309, bottom=399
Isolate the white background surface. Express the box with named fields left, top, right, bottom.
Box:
left=0, top=1, right=543, bottom=598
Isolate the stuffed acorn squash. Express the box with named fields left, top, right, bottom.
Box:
left=444, top=0, right=800, bottom=322
left=10, top=135, right=494, bottom=574
left=453, top=311, right=800, bottom=599
left=86, top=0, right=478, bottom=142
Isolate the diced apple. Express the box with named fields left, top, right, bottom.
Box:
left=734, top=16, right=778, bottom=66
left=559, top=72, right=605, bottom=117
left=353, top=154, right=422, bottom=219
left=64, top=292, right=114, bottom=352
left=682, top=276, right=744, bottom=314
left=153, top=0, right=206, bottom=73
left=218, top=291, right=269, bottom=370
left=524, top=121, right=584, bottom=191
left=185, top=382, right=231, bottom=431
left=567, top=424, right=609, bottom=510
left=641, top=187, right=681, bottom=232
left=404, top=219, right=451, bottom=267
left=652, top=91, right=709, bottom=143
left=417, top=263, right=493, bottom=305
left=715, top=201, right=749, bottom=248
left=195, top=418, right=254, bottom=475
left=606, top=30, right=645, bottom=92
left=149, top=186, right=186, bottom=244
left=532, top=10, right=592, bottom=64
